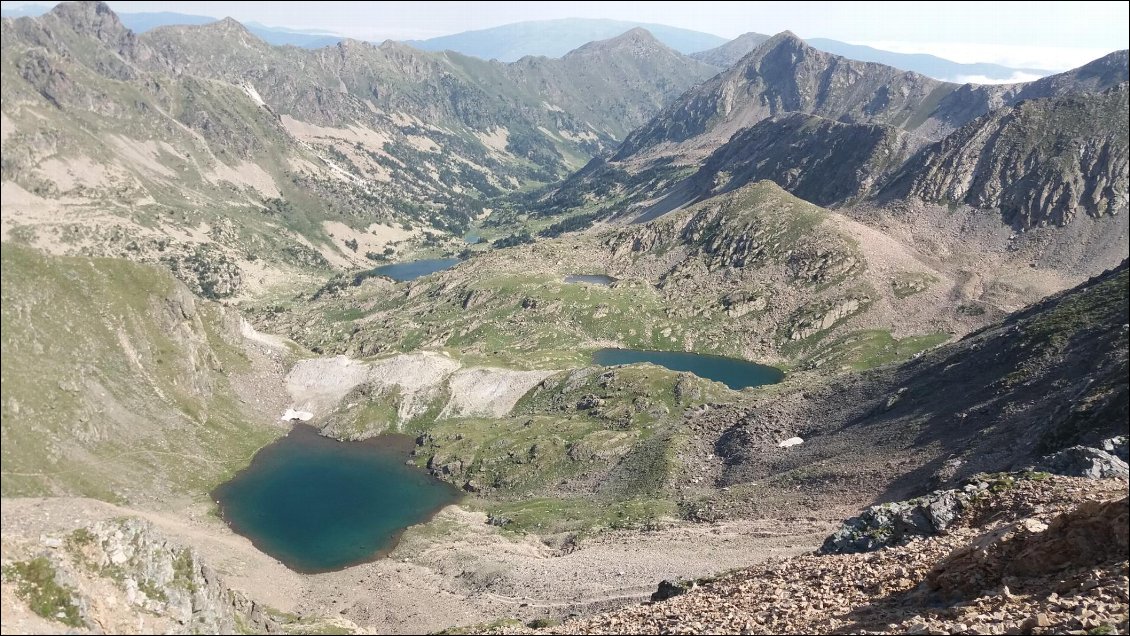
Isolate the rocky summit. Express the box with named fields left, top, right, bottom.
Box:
left=2, top=2, right=1127, bottom=635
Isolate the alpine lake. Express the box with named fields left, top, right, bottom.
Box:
left=213, top=426, right=461, bottom=573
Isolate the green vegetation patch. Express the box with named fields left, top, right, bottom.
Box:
left=0, top=246, right=280, bottom=501
left=2, top=557, right=83, bottom=627
left=800, top=330, right=950, bottom=371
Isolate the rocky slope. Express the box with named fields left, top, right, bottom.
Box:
left=687, top=112, right=920, bottom=206
left=2, top=517, right=258, bottom=634
left=502, top=475, right=1129, bottom=635
left=703, top=260, right=1128, bottom=509
left=0, top=508, right=360, bottom=635
left=885, top=84, right=1130, bottom=228
left=613, top=31, right=957, bottom=160
left=678, top=83, right=1129, bottom=226
left=0, top=1, right=715, bottom=299
left=534, top=34, right=1127, bottom=249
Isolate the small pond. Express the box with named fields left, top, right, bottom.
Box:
left=564, top=274, right=617, bottom=286
left=370, top=257, right=461, bottom=282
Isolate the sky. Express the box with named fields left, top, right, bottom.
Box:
left=3, top=1, right=1128, bottom=71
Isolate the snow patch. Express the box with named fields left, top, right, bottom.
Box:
left=281, top=409, right=313, bottom=422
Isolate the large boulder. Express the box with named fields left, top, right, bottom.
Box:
left=820, top=487, right=972, bottom=554
left=1035, top=445, right=1129, bottom=480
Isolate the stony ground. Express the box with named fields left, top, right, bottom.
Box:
left=499, top=476, right=1129, bottom=635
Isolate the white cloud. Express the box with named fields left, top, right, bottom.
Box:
left=854, top=41, right=1118, bottom=72
left=947, top=71, right=1047, bottom=85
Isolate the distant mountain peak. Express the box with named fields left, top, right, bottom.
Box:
left=566, top=26, right=671, bottom=58
left=615, top=26, right=660, bottom=42
left=207, top=16, right=253, bottom=36
left=690, top=31, right=772, bottom=68
left=407, top=18, right=726, bottom=62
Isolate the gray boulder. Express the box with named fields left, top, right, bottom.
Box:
left=820, top=488, right=972, bottom=555
left=1036, top=445, right=1129, bottom=480
left=1101, top=436, right=1128, bottom=462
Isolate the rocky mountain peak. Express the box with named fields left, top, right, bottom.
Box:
left=47, top=0, right=131, bottom=46
left=1076, top=49, right=1130, bottom=82
left=611, top=26, right=661, bottom=44
left=739, top=29, right=817, bottom=67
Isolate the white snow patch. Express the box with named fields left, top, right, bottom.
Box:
left=281, top=409, right=313, bottom=422
left=778, top=437, right=804, bottom=448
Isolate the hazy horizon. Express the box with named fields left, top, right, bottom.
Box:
left=2, top=0, right=1128, bottom=71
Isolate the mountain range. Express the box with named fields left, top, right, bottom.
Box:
left=2, top=5, right=1057, bottom=81
left=1, top=2, right=720, bottom=297
left=552, top=32, right=1128, bottom=232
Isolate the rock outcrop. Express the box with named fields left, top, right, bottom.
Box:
left=1035, top=444, right=1130, bottom=480
left=887, top=84, right=1130, bottom=228
left=2, top=518, right=276, bottom=634
left=820, top=485, right=973, bottom=554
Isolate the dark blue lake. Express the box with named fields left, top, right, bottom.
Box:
left=372, top=258, right=460, bottom=282
left=565, top=274, right=617, bottom=286
left=593, top=348, right=784, bottom=390
left=213, top=426, right=461, bottom=573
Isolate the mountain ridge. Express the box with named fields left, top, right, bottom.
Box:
left=0, top=1, right=716, bottom=298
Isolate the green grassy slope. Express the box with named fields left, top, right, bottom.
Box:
left=0, top=246, right=280, bottom=502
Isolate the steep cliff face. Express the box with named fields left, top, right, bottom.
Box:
left=886, top=84, right=1129, bottom=228
left=689, top=113, right=922, bottom=206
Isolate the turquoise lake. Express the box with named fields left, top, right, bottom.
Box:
left=371, top=257, right=460, bottom=282
left=592, top=348, right=784, bottom=390
left=213, top=426, right=461, bottom=573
